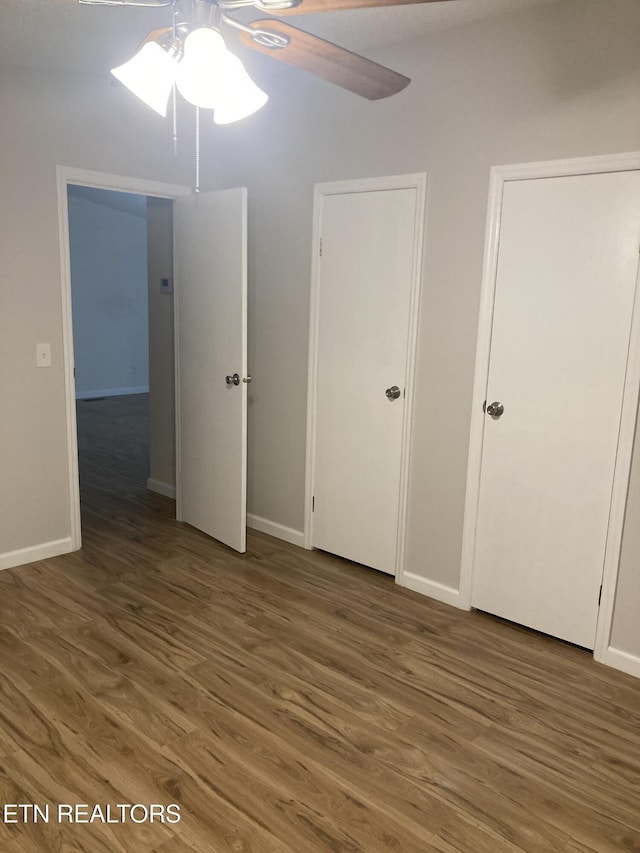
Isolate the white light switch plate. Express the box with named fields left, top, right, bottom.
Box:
left=36, top=342, right=51, bottom=368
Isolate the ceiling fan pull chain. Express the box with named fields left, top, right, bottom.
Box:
left=171, top=2, right=178, bottom=157
left=172, top=85, right=178, bottom=157
left=195, top=105, right=201, bottom=196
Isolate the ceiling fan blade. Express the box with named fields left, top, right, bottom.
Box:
left=240, top=20, right=409, bottom=100
left=259, top=0, right=455, bottom=15
left=141, top=26, right=172, bottom=45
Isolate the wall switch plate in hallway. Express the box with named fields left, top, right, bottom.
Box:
left=160, top=278, right=173, bottom=294
left=36, top=342, right=51, bottom=367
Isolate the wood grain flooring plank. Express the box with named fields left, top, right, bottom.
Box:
left=151, top=839, right=198, bottom=853
left=181, top=661, right=538, bottom=853
left=0, top=763, right=100, bottom=852
left=0, top=570, right=89, bottom=635
left=397, top=714, right=639, bottom=853
left=440, top=618, right=640, bottom=721
left=1, top=394, right=638, bottom=852
left=156, top=768, right=298, bottom=853
left=0, top=675, right=69, bottom=757
left=181, top=556, right=418, bottom=655
left=248, top=545, right=459, bottom=634
left=14, top=561, right=121, bottom=626
left=185, top=613, right=423, bottom=732
left=22, top=627, right=194, bottom=747
left=398, top=635, right=640, bottom=760
left=472, top=724, right=640, bottom=835
left=0, top=626, right=59, bottom=693
left=252, top=677, right=573, bottom=853
left=166, top=729, right=453, bottom=853
left=2, top=748, right=171, bottom=852
left=24, top=678, right=191, bottom=842
left=243, top=611, right=518, bottom=728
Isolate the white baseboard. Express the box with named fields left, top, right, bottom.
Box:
left=0, top=537, right=74, bottom=571
left=147, top=478, right=176, bottom=499
left=247, top=513, right=305, bottom=548
left=76, top=385, right=149, bottom=400
left=600, top=646, right=640, bottom=680
left=398, top=571, right=467, bottom=609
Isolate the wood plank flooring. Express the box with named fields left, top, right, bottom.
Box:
left=0, top=393, right=639, bottom=851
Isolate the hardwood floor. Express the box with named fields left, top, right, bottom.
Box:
left=0, top=393, right=639, bottom=851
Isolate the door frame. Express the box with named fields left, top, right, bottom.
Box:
left=56, top=165, right=190, bottom=551
left=459, top=151, right=640, bottom=673
left=303, top=173, right=427, bottom=582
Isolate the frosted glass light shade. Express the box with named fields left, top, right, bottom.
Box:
left=176, top=28, right=228, bottom=109
left=111, top=42, right=178, bottom=117
left=213, top=54, right=268, bottom=125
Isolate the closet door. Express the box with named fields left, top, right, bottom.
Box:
left=311, top=181, right=422, bottom=575
left=471, top=170, right=640, bottom=648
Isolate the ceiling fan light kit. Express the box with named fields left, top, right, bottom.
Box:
left=211, top=52, right=269, bottom=124
left=111, top=41, right=179, bottom=116
left=81, top=0, right=454, bottom=184
left=174, top=28, right=226, bottom=109
left=111, top=23, right=268, bottom=121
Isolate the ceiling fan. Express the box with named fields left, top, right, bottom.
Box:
left=69, top=0, right=456, bottom=109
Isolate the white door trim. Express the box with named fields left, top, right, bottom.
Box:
left=303, top=172, right=427, bottom=583
left=459, top=152, right=640, bottom=669
left=56, top=165, right=190, bottom=551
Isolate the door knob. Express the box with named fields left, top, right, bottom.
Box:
left=385, top=386, right=401, bottom=400
left=225, top=373, right=240, bottom=386
left=242, top=376, right=252, bottom=384
left=486, top=401, right=504, bottom=419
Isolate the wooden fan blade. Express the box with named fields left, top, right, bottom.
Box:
left=261, top=0, right=455, bottom=15
left=141, top=26, right=172, bottom=46
left=240, top=20, right=409, bottom=100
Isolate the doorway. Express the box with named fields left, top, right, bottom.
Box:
left=304, top=174, right=426, bottom=577
left=58, top=168, right=190, bottom=552
left=57, top=167, right=249, bottom=557
left=67, top=184, right=176, bottom=529
left=461, top=154, right=640, bottom=657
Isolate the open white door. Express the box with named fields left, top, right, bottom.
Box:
left=175, top=188, right=247, bottom=552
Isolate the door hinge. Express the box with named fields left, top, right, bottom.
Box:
left=598, top=584, right=603, bottom=606
left=319, top=238, right=323, bottom=257
left=73, top=367, right=76, bottom=378
left=312, top=496, right=315, bottom=512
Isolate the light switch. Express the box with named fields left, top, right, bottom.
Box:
left=160, top=277, right=173, bottom=294
left=36, top=342, right=51, bottom=368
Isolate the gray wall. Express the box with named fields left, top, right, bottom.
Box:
left=68, top=185, right=149, bottom=396
left=611, top=403, right=640, bottom=654
left=0, top=66, right=188, bottom=557
left=1, top=0, right=639, bottom=659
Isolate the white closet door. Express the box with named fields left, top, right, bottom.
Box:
left=312, top=186, right=418, bottom=575
left=472, top=170, right=640, bottom=648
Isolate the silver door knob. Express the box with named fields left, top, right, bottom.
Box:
left=486, top=401, right=504, bottom=419
left=242, top=376, right=252, bottom=384
left=225, top=373, right=240, bottom=386
left=385, top=386, right=401, bottom=400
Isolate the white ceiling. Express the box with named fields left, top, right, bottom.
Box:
left=1, top=0, right=562, bottom=75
